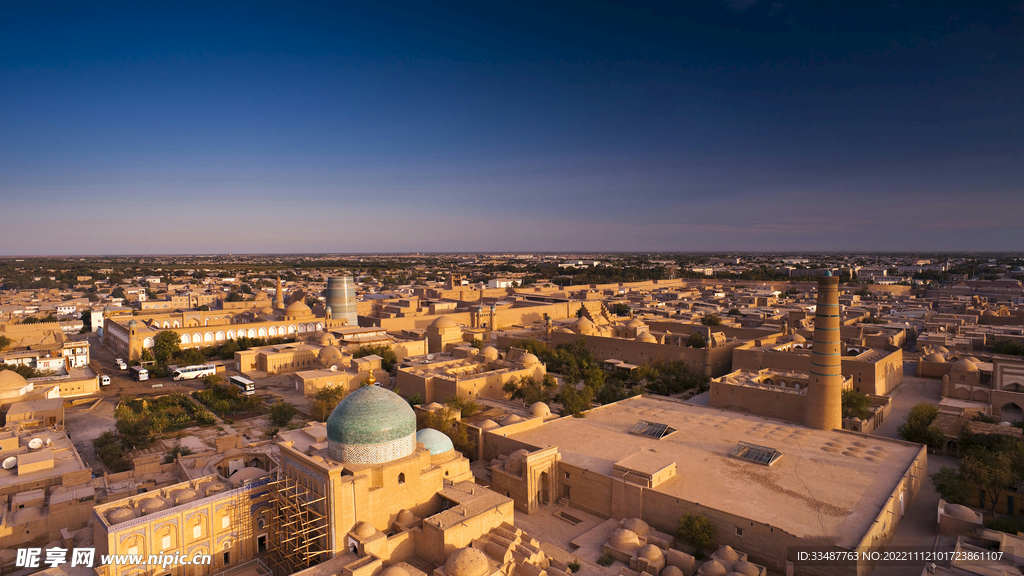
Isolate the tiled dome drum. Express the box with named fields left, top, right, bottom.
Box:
left=327, top=386, right=417, bottom=464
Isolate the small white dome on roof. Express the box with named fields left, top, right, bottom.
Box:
left=530, top=402, right=551, bottom=417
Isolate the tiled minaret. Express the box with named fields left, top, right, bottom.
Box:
left=804, top=273, right=843, bottom=430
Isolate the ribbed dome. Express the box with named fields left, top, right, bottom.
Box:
left=0, top=370, right=28, bottom=391
left=417, top=428, right=454, bottom=456
left=445, top=547, right=489, bottom=576
left=327, top=386, right=416, bottom=464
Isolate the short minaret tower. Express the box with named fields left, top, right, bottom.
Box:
left=804, top=273, right=843, bottom=430
left=275, top=276, right=283, bottom=309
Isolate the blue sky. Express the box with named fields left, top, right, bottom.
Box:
left=1, top=1, right=1021, bottom=254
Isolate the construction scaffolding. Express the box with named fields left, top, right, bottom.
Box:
left=265, top=476, right=330, bottom=576
left=231, top=477, right=275, bottom=571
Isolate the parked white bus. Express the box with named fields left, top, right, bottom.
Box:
left=229, top=375, right=255, bottom=396
left=172, top=364, right=217, bottom=381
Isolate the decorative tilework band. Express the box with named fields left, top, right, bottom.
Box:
left=328, top=432, right=416, bottom=465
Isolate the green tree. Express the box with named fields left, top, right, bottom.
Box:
left=408, top=393, right=425, bottom=406
left=611, top=303, right=631, bottom=316
left=701, top=314, right=722, bottom=326
left=110, top=287, right=126, bottom=299
left=309, top=385, right=347, bottom=421
left=841, top=389, right=873, bottom=420
left=961, top=448, right=1021, bottom=514
left=470, top=338, right=485, bottom=350
left=503, top=374, right=558, bottom=405
left=0, top=335, right=10, bottom=352
left=269, top=400, right=298, bottom=426
left=727, top=308, right=741, bottom=316
left=196, top=304, right=210, bottom=311
left=446, top=395, right=479, bottom=417
left=353, top=344, right=398, bottom=372
left=153, top=331, right=182, bottom=362
left=686, top=333, right=707, bottom=349
left=116, top=416, right=154, bottom=450
left=678, top=513, right=715, bottom=556
left=558, top=382, right=592, bottom=418
left=931, top=466, right=970, bottom=505
left=225, top=292, right=245, bottom=302
left=79, top=310, right=92, bottom=333
left=897, top=403, right=943, bottom=448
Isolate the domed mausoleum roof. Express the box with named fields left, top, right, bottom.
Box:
left=608, top=528, right=641, bottom=552
left=520, top=353, right=540, bottom=366
left=530, top=402, right=550, bottom=418
left=416, top=428, right=454, bottom=456
left=319, top=346, right=344, bottom=369
left=636, top=331, right=657, bottom=343
left=952, top=358, right=979, bottom=372
left=327, top=386, right=416, bottom=464
left=445, top=547, right=489, bottom=576
left=285, top=300, right=311, bottom=317
left=480, top=346, right=499, bottom=360
left=0, top=370, right=28, bottom=392
left=431, top=316, right=458, bottom=329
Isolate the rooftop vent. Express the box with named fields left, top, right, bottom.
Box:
left=629, top=420, right=677, bottom=440
left=730, top=441, right=783, bottom=466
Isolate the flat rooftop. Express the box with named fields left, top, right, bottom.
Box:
left=502, top=395, right=922, bottom=548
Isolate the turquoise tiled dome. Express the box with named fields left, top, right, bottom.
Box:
left=326, top=386, right=416, bottom=464
left=416, top=428, right=454, bottom=456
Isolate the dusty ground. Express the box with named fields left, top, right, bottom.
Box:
left=513, top=504, right=619, bottom=576
left=871, top=363, right=954, bottom=576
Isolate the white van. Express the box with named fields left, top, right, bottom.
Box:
left=100, top=375, right=111, bottom=386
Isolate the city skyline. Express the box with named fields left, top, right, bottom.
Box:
left=2, top=1, right=1021, bottom=254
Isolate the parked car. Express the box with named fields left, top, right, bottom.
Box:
left=100, top=375, right=111, bottom=386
